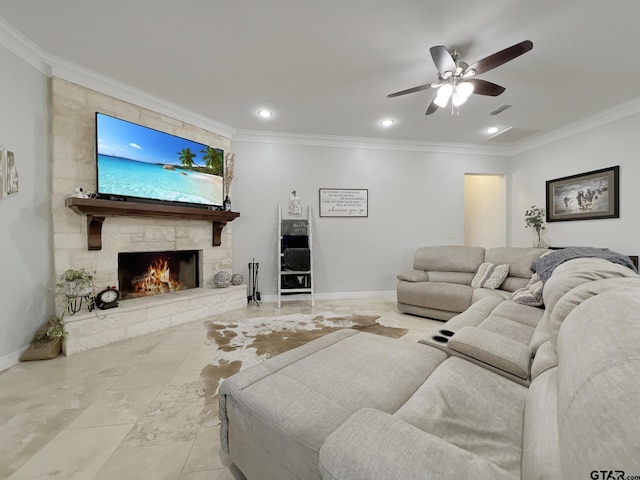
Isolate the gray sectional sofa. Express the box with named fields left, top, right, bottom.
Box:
left=397, top=245, right=549, bottom=320
left=218, top=254, right=640, bottom=480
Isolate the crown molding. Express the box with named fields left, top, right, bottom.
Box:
left=0, top=17, right=235, bottom=139
left=233, top=129, right=511, bottom=156
left=0, top=17, right=49, bottom=75
left=47, top=54, right=237, bottom=139
left=3, top=15, right=640, bottom=155
left=509, top=97, right=640, bottom=155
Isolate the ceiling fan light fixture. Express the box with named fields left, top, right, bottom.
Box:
left=462, top=68, right=476, bottom=79
left=387, top=40, right=533, bottom=116
left=434, top=83, right=453, bottom=108
left=437, top=83, right=453, bottom=96
left=452, top=92, right=468, bottom=107
left=433, top=96, right=449, bottom=108
left=457, top=81, right=474, bottom=99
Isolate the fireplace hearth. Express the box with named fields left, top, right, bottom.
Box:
left=118, top=250, right=199, bottom=299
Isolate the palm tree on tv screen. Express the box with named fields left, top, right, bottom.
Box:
left=178, top=148, right=196, bottom=168
left=201, top=146, right=223, bottom=176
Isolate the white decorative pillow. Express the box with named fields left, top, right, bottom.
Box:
left=512, top=273, right=544, bottom=306
left=471, top=263, right=510, bottom=289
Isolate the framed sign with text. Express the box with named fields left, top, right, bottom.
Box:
left=319, top=188, right=368, bottom=217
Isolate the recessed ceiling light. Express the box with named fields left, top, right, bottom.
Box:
left=257, top=109, right=273, bottom=118
left=379, top=118, right=395, bottom=127
left=485, top=126, right=500, bottom=134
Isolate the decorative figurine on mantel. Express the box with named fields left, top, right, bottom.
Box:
left=288, top=190, right=302, bottom=216
left=224, top=152, right=235, bottom=211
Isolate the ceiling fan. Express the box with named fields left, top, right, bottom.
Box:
left=387, top=40, right=533, bottom=115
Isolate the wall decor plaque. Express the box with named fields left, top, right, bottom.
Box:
left=319, top=188, right=368, bottom=217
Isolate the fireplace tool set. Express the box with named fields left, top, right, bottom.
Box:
left=247, top=259, right=261, bottom=306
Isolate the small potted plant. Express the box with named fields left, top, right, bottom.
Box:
left=524, top=205, right=547, bottom=248
left=57, top=268, right=95, bottom=298
left=52, top=268, right=98, bottom=317
left=20, top=317, right=65, bottom=361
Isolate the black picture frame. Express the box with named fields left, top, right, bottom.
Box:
left=546, top=166, right=619, bottom=222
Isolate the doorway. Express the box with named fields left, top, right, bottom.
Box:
left=464, top=174, right=506, bottom=248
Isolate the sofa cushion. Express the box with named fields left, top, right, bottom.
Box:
left=397, top=281, right=473, bottom=313
left=556, top=291, right=640, bottom=479
left=512, top=273, right=544, bottom=306
left=320, top=408, right=518, bottom=480
left=469, top=300, right=541, bottom=347
left=447, top=327, right=532, bottom=379
left=471, top=262, right=510, bottom=289
left=522, top=368, right=561, bottom=480
left=499, top=276, right=529, bottom=293
left=542, top=258, right=637, bottom=315
left=547, top=274, right=640, bottom=350
left=397, top=303, right=460, bottom=321
left=426, top=271, right=475, bottom=285
left=413, top=245, right=485, bottom=273
left=394, top=356, right=527, bottom=477
left=396, top=269, right=429, bottom=282
left=483, top=247, right=548, bottom=293
left=485, top=247, right=549, bottom=279
left=219, top=330, right=447, bottom=480
left=491, top=300, right=544, bottom=328
left=471, top=287, right=512, bottom=303
left=528, top=311, right=551, bottom=352
left=439, top=296, right=505, bottom=331
left=530, top=340, right=557, bottom=381
left=479, top=316, right=536, bottom=345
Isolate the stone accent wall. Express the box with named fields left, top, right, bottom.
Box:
left=51, top=78, right=234, bottom=312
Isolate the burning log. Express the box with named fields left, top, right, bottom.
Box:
left=131, top=259, right=182, bottom=297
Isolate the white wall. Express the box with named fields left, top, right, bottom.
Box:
left=510, top=113, right=640, bottom=255
left=0, top=45, right=51, bottom=368
left=230, top=140, right=508, bottom=298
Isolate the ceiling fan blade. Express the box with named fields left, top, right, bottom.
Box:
left=467, top=40, right=533, bottom=76
left=467, top=79, right=506, bottom=96
left=425, top=99, right=439, bottom=115
left=430, top=45, right=456, bottom=74
left=387, top=83, right=432, bottom=98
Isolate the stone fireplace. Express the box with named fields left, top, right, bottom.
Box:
left=51, top=78, right=246, bottom=355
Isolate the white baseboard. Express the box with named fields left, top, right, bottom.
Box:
left=0, top=346, right=28, bottom=372
left=260, top=290, right=396, bottom=304
left=315, top=290, right=396, bottom=300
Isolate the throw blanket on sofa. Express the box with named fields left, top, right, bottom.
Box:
left=531, top=247, right=637, bottom=283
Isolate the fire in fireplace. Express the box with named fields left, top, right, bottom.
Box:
left=118, top=250, right=200, bottom=299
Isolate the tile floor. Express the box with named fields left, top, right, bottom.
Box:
left=0, top=298, right=441, bottom=480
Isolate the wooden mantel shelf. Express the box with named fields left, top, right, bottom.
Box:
left=66, top=197, right=240, bottom=250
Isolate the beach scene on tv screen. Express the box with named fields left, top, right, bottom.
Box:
left=97, top=114, right=223, bottom=206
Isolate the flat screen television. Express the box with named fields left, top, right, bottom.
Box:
left=95, top=112, right=224, bottom=208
